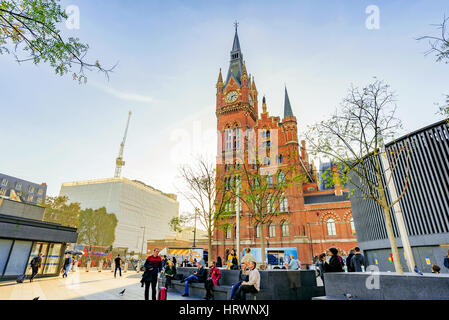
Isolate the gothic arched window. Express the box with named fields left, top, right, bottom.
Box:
left=327, top=218, right=336, bottom=236
left=281, top=221, right=289, bottom=237
left=269, top=223, right=276, bottom=238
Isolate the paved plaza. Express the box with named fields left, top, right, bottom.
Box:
left=0, top=270, right=196, bottom=300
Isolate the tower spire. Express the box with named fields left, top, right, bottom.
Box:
left=283, top=86, right=294, bottom=118
left=225, top=22, right=244, bottom=88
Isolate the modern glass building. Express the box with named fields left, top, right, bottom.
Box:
left=349, top=119, right=449, bottom=273
left=0, top=198, right=77, bottom=280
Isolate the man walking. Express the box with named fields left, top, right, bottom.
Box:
left=142, top=248, right=162, bottom=300
left=114, top=254, right=122, bottom=278
left=62, top=254, right=72, bottom=278
left=30, top=253, right=43, bottom=282
left=233, top=261, right=260, bottom=300
left=182, top=261, right=207, bottom=297
left=350, top=247, right=366, bottom=272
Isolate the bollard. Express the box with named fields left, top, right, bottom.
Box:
left=111, top=262, right=115, bottom=272
left=86, top=260, right=91, bottom=272
left=124, top=261, right=128, bottom=273
left=99, top=260, right=103, bottom=272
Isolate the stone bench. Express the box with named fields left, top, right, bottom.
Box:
left=159, top=267, right=323, bottom=300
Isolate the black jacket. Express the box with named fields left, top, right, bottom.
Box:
left=351, top=253, right=366, bottom=272
left=194, top=267, right=207, bottom=282
left=325, top=256, right=344, bottom=272
left=238, top=269, right=250, bottom=282
left=346, top=253, right=355, bottom=272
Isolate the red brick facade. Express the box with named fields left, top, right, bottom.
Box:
left=212, top=27, right=357, bottom=265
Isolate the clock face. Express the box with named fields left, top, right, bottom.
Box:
left=248, top=94, right=253, bottom=106
left=226, top=90, right=238, bottom=103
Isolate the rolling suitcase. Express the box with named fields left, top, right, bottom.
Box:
left=157, top=287, right=167, bottom=300
left=17, top=274, right=26, bottom=283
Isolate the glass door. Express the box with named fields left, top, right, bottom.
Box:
left=25, top=242, right=49, bottom=275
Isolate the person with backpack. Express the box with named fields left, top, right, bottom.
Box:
left=324, top=248, right=344, bottom=273
left=30, top=253, right=43, bottom=282
left=350, top=247, right=366, bottom=272
left=62, top=254, right=73, bottom=278
left=346, top=249, right=355, bottom=272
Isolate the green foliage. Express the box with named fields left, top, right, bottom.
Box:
left=0, top=0, right=112, bottom=83
left=77, top=207, right=118, bottom=246
left=168, top=214, right=191, bottom=233
left=42, top=196, right=80, bottom=227
left=42, top=196, right=117, bottom=246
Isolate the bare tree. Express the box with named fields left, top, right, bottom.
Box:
left=305, top=79, right=411, bottom=274
left=221, top=147, right=308, bottom=266
left=176, top=157, right=228, bottom=263
left=417, top=15, right=449, bottom=117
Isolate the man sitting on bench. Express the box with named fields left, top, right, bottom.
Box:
left=233, top=261, right=260, bottom=300
left=182, top=261, right=207, bottom=297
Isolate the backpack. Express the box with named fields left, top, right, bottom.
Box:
left=30, top=257, right=39, bottom=267
left=16, top=274, right=26, bottom=283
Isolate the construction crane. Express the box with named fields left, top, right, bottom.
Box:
left=114, top=111, right=132, bottom=178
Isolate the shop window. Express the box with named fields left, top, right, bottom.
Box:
left=4, top=240, right=33, bottom=276
left=43, top=243, right=62, bottom=274
left=0, top=239, right=14, bottom=275
left=0, top=188, right=6, bottom=196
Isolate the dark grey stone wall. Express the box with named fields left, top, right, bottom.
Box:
left=0, top=198, right=45, bottom=220
left=174, top=267, right=324, bottom=300
left=323, top=272, right=449, bottom=300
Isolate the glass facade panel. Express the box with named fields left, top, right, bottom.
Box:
left=4, top=240, right=32, bottom=276
left=26, top=242, right=49, bottom=275
left=0, top=239, right=13, bottom=275
left=43, top=243, right=62, bottom=274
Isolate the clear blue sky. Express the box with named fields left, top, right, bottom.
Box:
left=1, top=0, right=448, bottom=214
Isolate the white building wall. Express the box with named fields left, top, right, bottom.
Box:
left=59, top=178, right=178, bottom=252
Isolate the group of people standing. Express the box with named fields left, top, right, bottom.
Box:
left=315, top=247, right=366, bottom=283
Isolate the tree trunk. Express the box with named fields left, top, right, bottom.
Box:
left=259, top=223, right=266, bottom=266
left=377, top=172, right=403, bottom=274
left=208, top=232, right=213, bottom=266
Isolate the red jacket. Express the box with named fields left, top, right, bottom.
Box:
left=209, top=266, right=221, bottom=286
